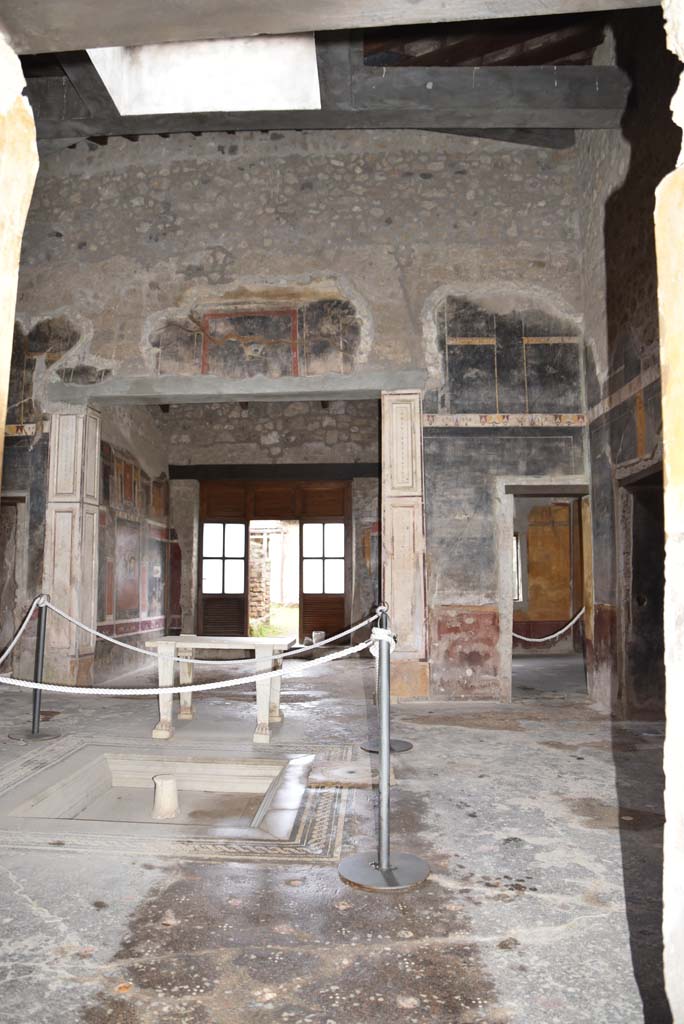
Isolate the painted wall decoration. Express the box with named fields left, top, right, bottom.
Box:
left=115, top=519, right=140, bottom=621
left=431, top=297, right=582, bottom=415
left=150, top=300, right=362, bottom=379
left=98, top=442, right=171, bottom=638
left=9, top=317, right=82, bottom=425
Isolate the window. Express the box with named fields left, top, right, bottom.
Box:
left=302, top=522, right=345, bottom=595
left=202, top=523, right=246, bottom=595
left=513, top=533, right=523, bottom=603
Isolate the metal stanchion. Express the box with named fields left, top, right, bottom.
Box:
left=361, top=738, right=413, bottom=753
left=338, top=607, right=429, bottom=892
left=8, top=600, right=61, bottom=742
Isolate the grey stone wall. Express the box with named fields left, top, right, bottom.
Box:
left=15, top=128, right=582, bottom=406
left=11, top=124, right=588, bottom=694
left=152, top=399, right=378, bottom=465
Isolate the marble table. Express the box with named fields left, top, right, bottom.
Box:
left=145, top=634, right=297, bottom=744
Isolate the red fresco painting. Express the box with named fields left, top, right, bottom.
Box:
left=115, top=518, right=140, bottom=620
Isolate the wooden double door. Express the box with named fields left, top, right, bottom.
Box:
left=198, top=479, right=351, bottom=642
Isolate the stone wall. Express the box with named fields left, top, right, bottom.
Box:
left=151, top=399, right=379, bottom=465
left=12, top=124, right=585, bottom=693
left=576, top=7, right=681, bottom=708
left=15, top=127, right=581, bottom=408
left=248, top=530, right=271, bottom=624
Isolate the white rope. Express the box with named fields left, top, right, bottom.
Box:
left=369, top=626, right=397, bottom=658
left=0, top=638, right=374, bottom=697
left=0, top=594, right=43, bottom=668
left=44, top=599, right=379, bottom=667
left=512, top=607, right=585, bottom=643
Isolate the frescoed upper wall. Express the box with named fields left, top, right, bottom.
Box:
left=13, top=128, right=582, bottom=406
left=426, top=295, right=583, bottom=416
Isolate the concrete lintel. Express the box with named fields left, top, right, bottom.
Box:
left=46, top=370, right=426, bottom=406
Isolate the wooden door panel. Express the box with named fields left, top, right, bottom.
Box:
left=301, top=595, right=345, bottom=640
left=300, top=482, right=347, bottom=516
left=201, top=595, right=246, bottom=636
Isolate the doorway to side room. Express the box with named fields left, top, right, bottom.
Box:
left=512, top=494, right=588, bottom=699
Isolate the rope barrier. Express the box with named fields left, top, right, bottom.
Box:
left=512, top=606, right=585, bottom=643
left=0, top=594, right=377, bottom=697
left=43, top=599, right=380, bottom=667
left=0, top=594, right=44, bottom=669
left=0, top=638, right=373, bottom=697
left=369, top=626, right=397, bottom=658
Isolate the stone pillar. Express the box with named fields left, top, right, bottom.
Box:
left=381, top=390, right=429, bottom=697
left=656, top=3, right=684, bottom=1015
left=0, top=36, right=39, bottom=492
left=169, top=479, right=199, bottom=634
left=42, top=408, right=100, bottom=684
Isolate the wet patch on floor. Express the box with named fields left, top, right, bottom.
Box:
left=562, top=796, right=665, bottom=831
left=77, top=858, right=502, bottom=1024
left=401, top=711, right=525, bottom=732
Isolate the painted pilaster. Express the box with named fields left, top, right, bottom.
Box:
left=42, top=408, right=100, bottom=684
left=381, top=390, right=429, bottom=697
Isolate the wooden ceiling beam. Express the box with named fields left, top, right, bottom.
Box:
left=25, top=38, right=629, bottom=141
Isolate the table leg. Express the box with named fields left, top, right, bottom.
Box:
left=178, top=647, right=194, bottom=720
left=269, top=648, right=283, bottom=723
left=253, top=675, right=271, bottom=744
left=152, top=642, right=175, bottom=739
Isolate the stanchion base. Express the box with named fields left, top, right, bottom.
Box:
left=338, top=851, right=430, bottom=892
left=361, top=738, right=413, bottom=753
left=7, top=728, right=61, bottom=742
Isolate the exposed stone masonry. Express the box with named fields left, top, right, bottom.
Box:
left=151, top=399, right=379, bottom=465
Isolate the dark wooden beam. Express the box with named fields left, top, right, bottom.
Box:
left=27, top=58, right=629, bottom=140
left=505, top=483, right=588, bottom=495
left=170, top=463, right=380, bottom=481
left=428, top=127, right=576, bottom=148
left=58, top=51, right=120, bottom=117
left=351, top=64, right=628, bottom=127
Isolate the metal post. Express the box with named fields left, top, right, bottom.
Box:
left=8, top=597, right=61, bottom=742
left=338, top=604, right=430, bottom=892
left=377, top=608, right=391, bottom=871
left=31, top=602, right=47, bottom=735
left=360, top=613, right=413, bottom=754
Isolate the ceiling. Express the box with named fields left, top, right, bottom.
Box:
left=0, top=0, right=656, bottom=54
left=12, top=4, right=649, bottom=150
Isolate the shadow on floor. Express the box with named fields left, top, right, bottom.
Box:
left=613, top=717, right=671, bottom=1023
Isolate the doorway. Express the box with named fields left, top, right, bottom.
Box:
left=198, top=478, right=354, bottom=642
left=511, top=495, right=587, bottom=698
left=248, top=520, right=299, bottom=639
left=619, top=468, right=665, bottom=715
